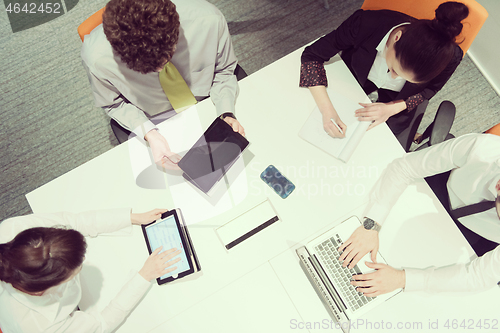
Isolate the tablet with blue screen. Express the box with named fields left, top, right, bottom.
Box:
left=141, top=210, right=200, bottom=284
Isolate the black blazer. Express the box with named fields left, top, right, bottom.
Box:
left=301, top=9, right=463, bottom=103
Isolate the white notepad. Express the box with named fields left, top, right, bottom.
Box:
left=299, top=89, right=371, bottom=162
left=216, top=199, right=279, bottom=250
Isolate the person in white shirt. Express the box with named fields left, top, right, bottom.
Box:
left=81, top=0, right=244, bottom=169
left=0, top=208, right=181, bottom=333
left=337, top=133, right=500, bottom=295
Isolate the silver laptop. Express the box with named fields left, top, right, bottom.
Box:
left=296, top=216, right=401, bottom=333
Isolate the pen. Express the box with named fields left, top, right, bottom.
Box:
left=330, top=118, right=344, bottom=135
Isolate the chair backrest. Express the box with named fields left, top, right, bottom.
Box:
left=396, top=99, right=428, bottom=152
left=77, top=7, right=105, bottom=41
left=360, top=0, right=488, bottom=55
left=485, top=123, right=500, bottom=136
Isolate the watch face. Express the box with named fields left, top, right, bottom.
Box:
left=364, top=218, right=375, bottom=229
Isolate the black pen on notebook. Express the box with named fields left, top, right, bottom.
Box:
left=330, top=118, right=344, bottom=135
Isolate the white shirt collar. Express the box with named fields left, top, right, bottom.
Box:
left=367, top=23, right=410, bottom=92
left=375, top=22, right=410, bottom=54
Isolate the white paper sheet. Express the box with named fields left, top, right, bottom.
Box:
left=299, top=89, right=371, bottom=162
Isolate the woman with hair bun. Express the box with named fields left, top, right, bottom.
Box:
left=0, top=208, right=181, bottom=333
left=300, top=1, right=469, bottom=137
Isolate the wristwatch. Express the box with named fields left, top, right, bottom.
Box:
left=220, top=112, right=236, bottom=120
left=363, top=217, right=381, bottom=232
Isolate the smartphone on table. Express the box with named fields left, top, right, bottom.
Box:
left=260, top=165, right=295, bottom=199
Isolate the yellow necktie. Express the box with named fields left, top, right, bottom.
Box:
left=159, top=62, right=197, bottom=113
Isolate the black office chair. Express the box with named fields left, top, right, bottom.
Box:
left=111, top=64, right=248, bottom=144
left=233, top=63, right=247, bottom=81
left=413, top=101, right=456, bottom=151
left=395, top=100, right=428, bottom=152
left=395, top=100, right=456, bottom=152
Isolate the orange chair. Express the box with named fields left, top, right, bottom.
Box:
left=78, top=7, right=131, bottom=143
left=77, top=7, right=105, bottom=41
left=485, top=123, right=500, bottom=136
left=361, top=0, right=488, bottom=56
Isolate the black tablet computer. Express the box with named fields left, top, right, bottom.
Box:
left=178, top=117, right=249, bottom=194
left=141, top=210, right=200, bottom=285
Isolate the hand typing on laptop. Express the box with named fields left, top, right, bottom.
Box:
left=296, top=215, right=401, bottom=329
left=338, top=224, right=379, bottom=268
left=350, top=262, right=406, bottom=297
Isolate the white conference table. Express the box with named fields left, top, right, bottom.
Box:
left=26, top=47, right=498, bottom=333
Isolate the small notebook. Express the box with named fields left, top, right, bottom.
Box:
left=299, top=89, right=371, bottom=163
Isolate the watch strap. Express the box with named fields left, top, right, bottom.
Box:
left=363, top=217, right=381, bottom=232
left=220, top=112, right=236, bottom=120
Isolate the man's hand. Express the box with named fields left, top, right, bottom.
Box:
left=223, top=117, right=245, bottom=136
left=355, top=101, right=406, bottom=130
left=351, top=262, right=405, bottom=297
left=338, top=225, right=379, bottom=268
left=144, top=129, right=182, bottom=170
left=139, top=246, right=182, bottom=282
left=131, top=208, right=168, bottom=225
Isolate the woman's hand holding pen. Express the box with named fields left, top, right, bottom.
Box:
left=308, top=86, right=347, bottom=138
left=322, top=110, right=347, bottom=138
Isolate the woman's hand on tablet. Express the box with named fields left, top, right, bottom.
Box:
left=139, top=246, right=182, bottom=281
left=131, top=209, right=169, bottom=225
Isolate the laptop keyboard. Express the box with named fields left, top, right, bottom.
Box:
left=315, top=234, right=376, bottom=311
